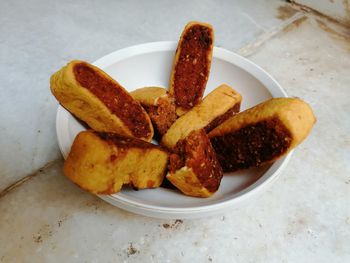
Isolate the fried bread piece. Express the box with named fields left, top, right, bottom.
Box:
left=130, top=87, right=177, bottom=136
left=64, top=131, right=169, bottom=194
left=50, top=60, right=153, bottom=141
left=167, top=129, right=223, bottom=198
left=169, top=21, right=214, bottom=116
left=161, top=85, right=242, bottom=150
left=209, top=98, right=316, bottom=172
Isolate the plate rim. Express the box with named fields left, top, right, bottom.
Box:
left=56, top=41, right=291, bottom=218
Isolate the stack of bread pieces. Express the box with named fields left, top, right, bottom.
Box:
left=50, top=21, right=316, bottom=198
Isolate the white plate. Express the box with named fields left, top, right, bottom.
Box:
left=56, top=41, right=291, bottom=219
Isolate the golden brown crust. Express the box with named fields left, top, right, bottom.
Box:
left=166, top=129, right=223, bottom=198
left=130, top=87, right=168, bottom=105
left=64, top=131, right=169, bottom=194
left=130, top=87, right=177, bottom=136
left=161, top=84, right=242, bottom=150
left=209, top=98, right=316, bottom=171
left=169, top=21, right=214, bottom=116
left=50, top=60, right=154, bottom=141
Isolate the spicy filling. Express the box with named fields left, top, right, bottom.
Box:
left=144, top=96, right=177, bottom=136
left=210, top=118, right=293, bottom=172
left=74, top=63, right=151, bottom=139
left=173, top=25, right=213, bottom=110
left=169, top=129, right=223, bottom=192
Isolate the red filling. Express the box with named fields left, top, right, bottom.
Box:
left=74, top=63, right=151, bottom=139
left=143, top=96, right=177, bottom=136
left=173, top=25, right=213, bottom=110
left=169, top=129, right=223, bottom=192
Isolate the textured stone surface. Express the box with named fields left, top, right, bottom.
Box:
left=1, top=1, right=350, bottom=262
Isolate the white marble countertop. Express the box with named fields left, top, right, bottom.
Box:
left=0, top=0, right=349, bottom=262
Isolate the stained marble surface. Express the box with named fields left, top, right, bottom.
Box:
left=1, top=0, right=350, bottom=262
left=293, top=0, right=350, bottom=25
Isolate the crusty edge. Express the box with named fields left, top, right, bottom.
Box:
left=166, top=167, right=213, bottom=198
left=50, top=60, right=153, bottom=141
left=64, top=130, right=168, bottom=194
left=169, top=21, right=214, bottom=116
left=209, top=98, right=316, bottom=150
left=130, top=86, right=168, bottom=106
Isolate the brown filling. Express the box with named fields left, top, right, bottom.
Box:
left=96, top=132, right=163, bottom=151
left=173, top=25, right=213, bottom=110
left=205, top=103, right=241, bottom=132
left=168, top=153, right=185, bottom=174
left=162, top=151, right=184, bottom=189
left=144, top=96, right=177, bottom=136
left=210, top=118, right=292, bottom=172
left=74, top=63, right=151, bottom=139
left=169, top=129, right=223, bottom=192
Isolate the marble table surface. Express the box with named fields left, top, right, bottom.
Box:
left=0, top=0, right=349, bottom=262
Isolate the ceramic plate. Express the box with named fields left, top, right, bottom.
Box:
left=56, top=41, right=291, bottom=219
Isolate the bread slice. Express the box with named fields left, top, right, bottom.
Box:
left=169, top=21, right=214, bottom=116
left=50, top=60, right=153, bottom=141
left=209, top=98, right=316, bottom=172
left=130, top=87, right=177, bottom=136
left=161, top=84, right=242, bottom=150
left=167, top=129, right=223, bottom=198
left=64, top=131, right=169, bottom=194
